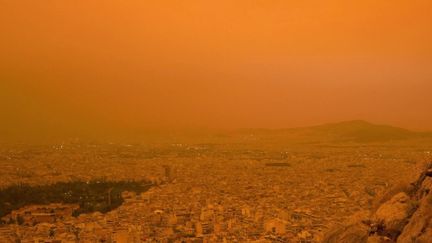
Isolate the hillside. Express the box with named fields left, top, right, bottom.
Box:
left=304, top=120, right=422, bottom=142
left=323, top=162, right=432, bottom=242
left=233, top=120, right=431, bottom=143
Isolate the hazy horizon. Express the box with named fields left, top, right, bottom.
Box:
left=2, top=1, right=432, bottom=141
left=2, top=2, right=432, bottom=241
left=1, top=119, right=430, bottom=144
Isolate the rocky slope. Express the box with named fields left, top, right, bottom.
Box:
left=323, top=162, right=432, bottom=243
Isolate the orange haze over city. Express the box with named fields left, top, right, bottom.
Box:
left=1, top=0, right=432, bottom=140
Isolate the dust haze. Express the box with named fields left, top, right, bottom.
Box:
left=2, top=1, right=432, bottom=142
left=1, top=1, right=432, bottom=242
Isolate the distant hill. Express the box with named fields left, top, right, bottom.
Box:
left=233, top=120, right=432, bottom=143
left=303, top=120, right=424, bottom=142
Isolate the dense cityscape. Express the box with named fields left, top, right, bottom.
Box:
left=2, top=1, right=432, bottom=242
left=0, top=130, right=430, bottom=242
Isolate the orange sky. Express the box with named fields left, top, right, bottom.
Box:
left=1, top=1, right=432, bottom=139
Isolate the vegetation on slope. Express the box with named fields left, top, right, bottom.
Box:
left=0, top=180, right=152, bottom=220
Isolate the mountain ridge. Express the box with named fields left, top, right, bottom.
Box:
left=234, top=120, right=432, bottom=143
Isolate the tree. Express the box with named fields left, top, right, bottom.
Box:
left=16, top=215, right=24, bottom=225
